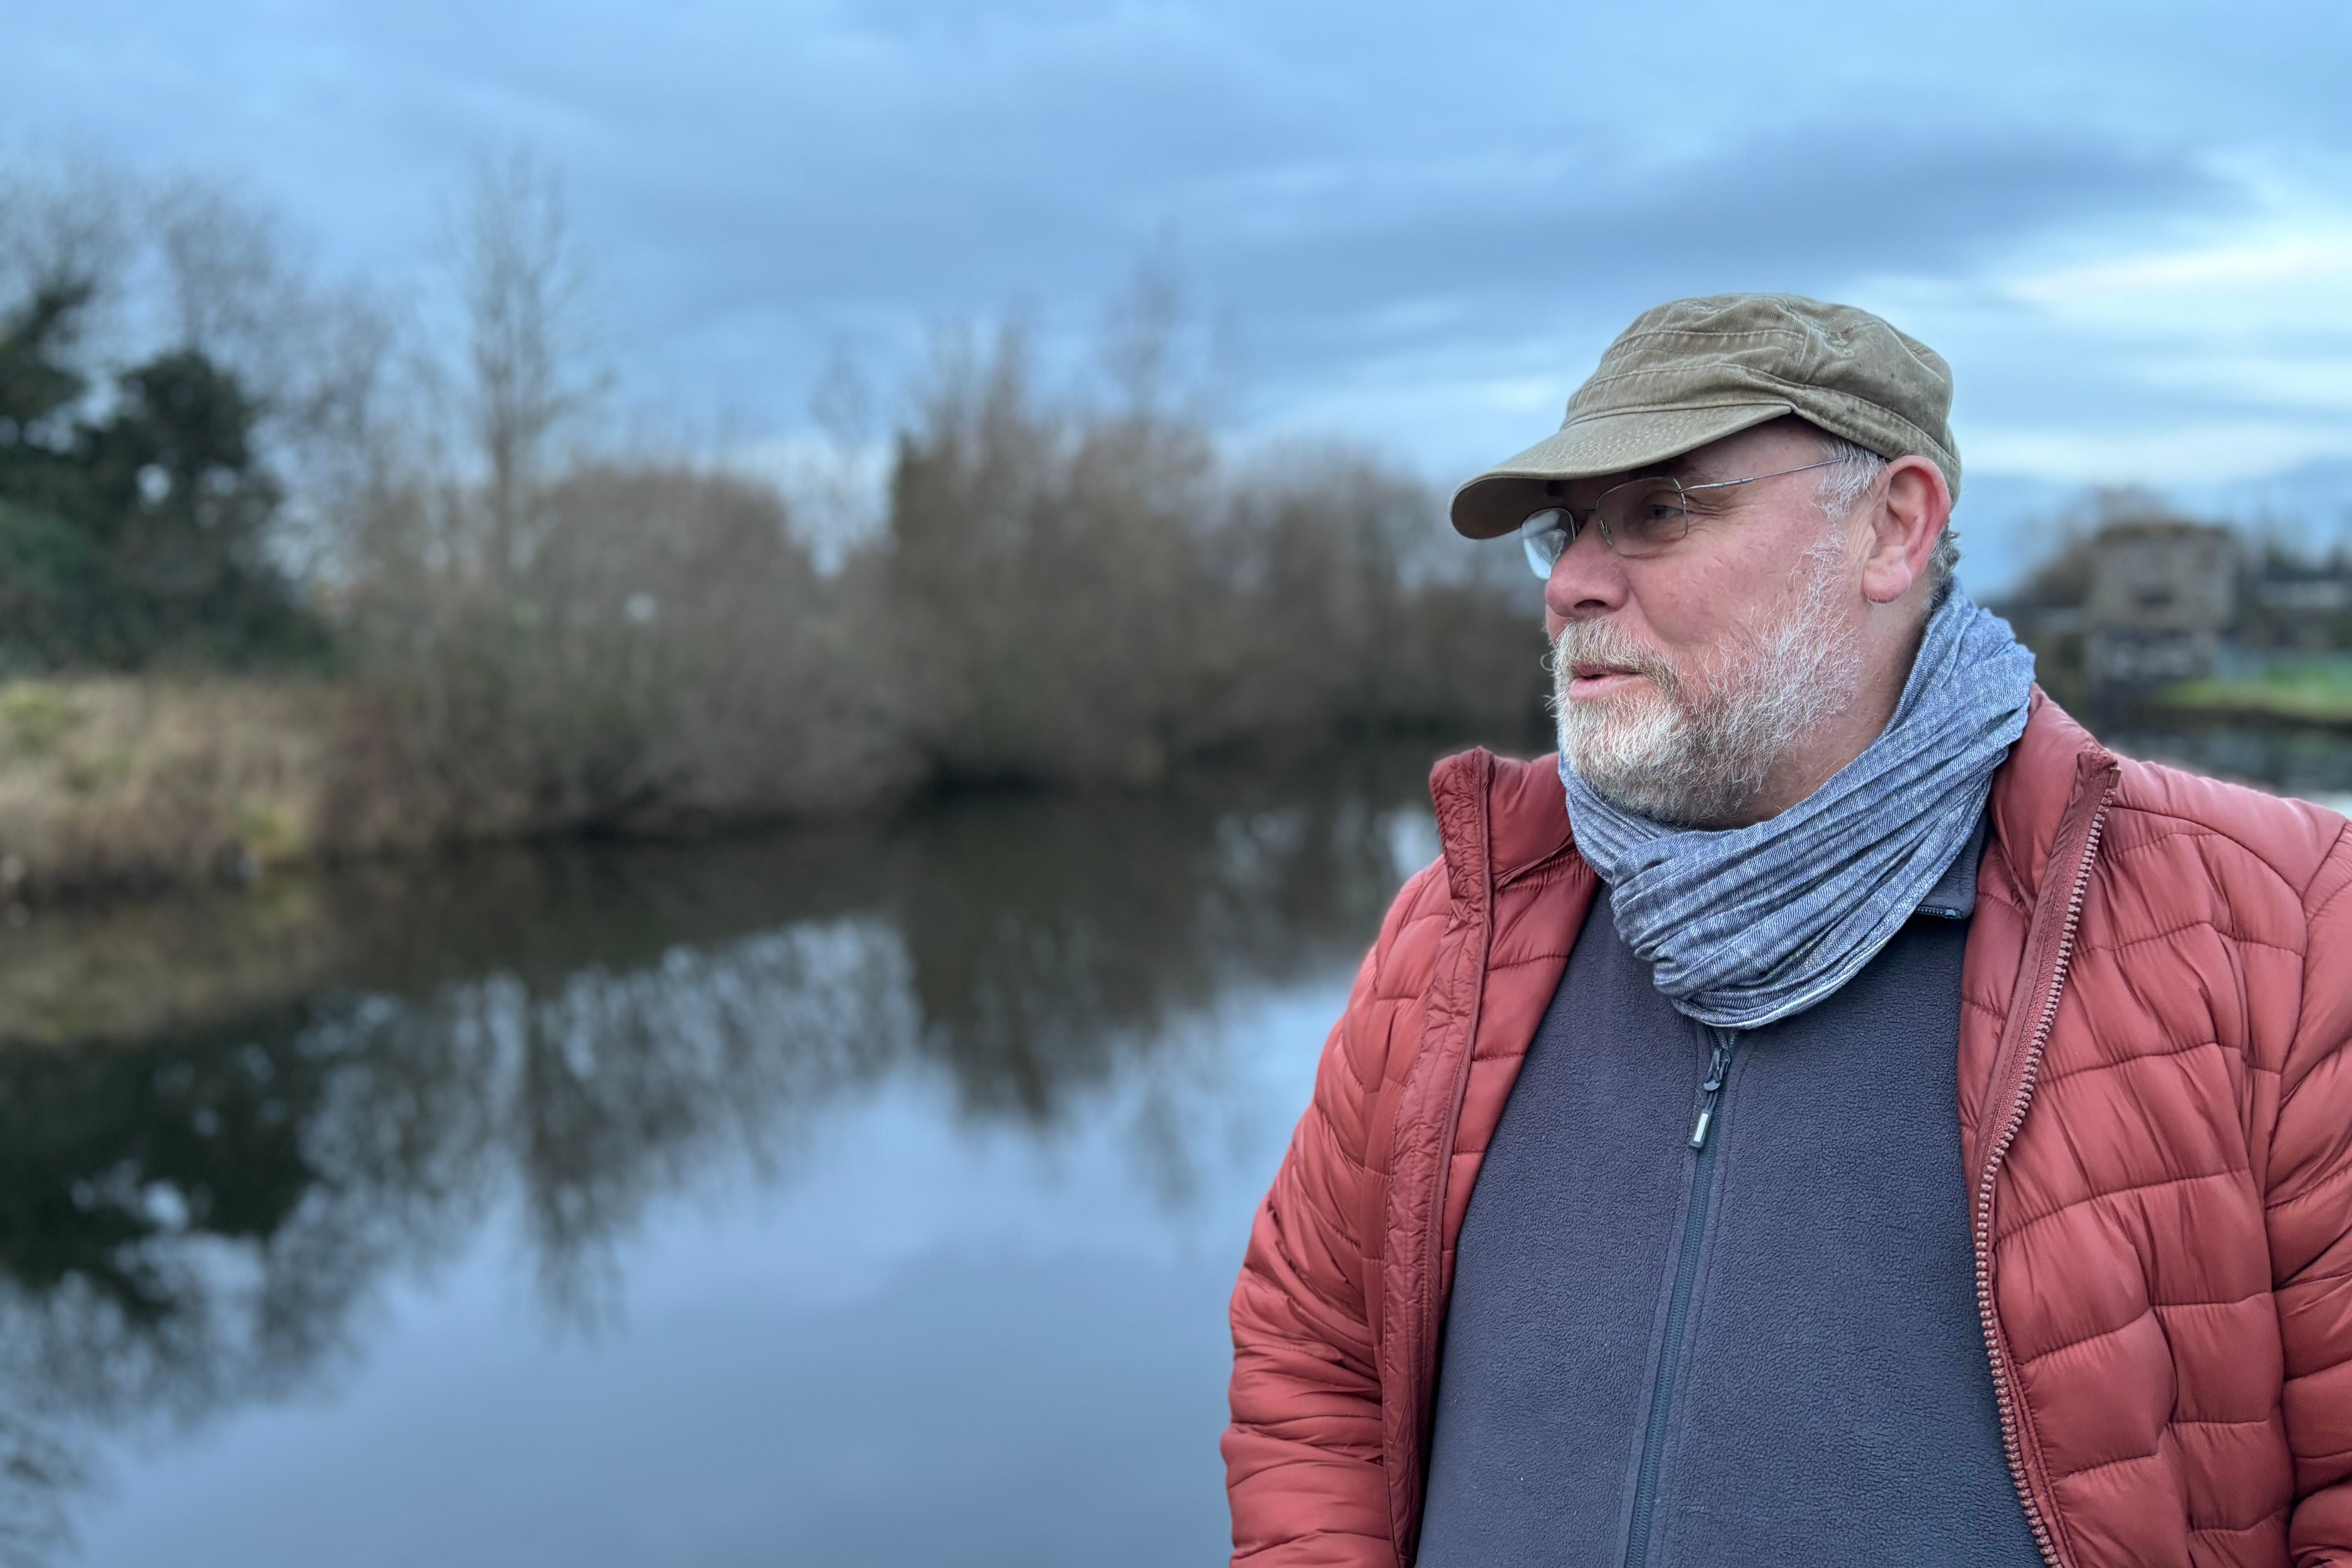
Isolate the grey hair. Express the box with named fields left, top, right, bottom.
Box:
left=1812, top=434, right=1960, bottom=586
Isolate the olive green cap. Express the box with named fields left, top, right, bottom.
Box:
left=1449, top=292, right=1962, bottom=539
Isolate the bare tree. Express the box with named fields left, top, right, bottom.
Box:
left=0, top=146, right=136, bottom=398
left=779, top=343, right=890, bottom=569
left=149, top=177, right=287, bottom=358
left=0, top=148, right=129, bottom=295
left=146, top=177, right=399, bottom=581
left=1098, top=257, right=1241, bottom=428
left=446, top=152, right=604, bottom=585
left=1101, top=260, right=1184, bottom=419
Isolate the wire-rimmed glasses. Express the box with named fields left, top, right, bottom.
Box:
left=1518, top=458, right=1846, bottom=579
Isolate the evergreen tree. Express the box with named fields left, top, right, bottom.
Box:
left=0, top=278, right=324, bottom=672
left=0, top=280, right=103, bottom=670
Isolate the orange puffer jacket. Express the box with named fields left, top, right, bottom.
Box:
left=1225, top=695, right=2352, bottom=1568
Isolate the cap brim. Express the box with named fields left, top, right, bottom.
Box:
left=1448, top=402, right=1796, bottom=539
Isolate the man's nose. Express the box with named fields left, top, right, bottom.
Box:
left=1543, top=518, right=1628, bottom=631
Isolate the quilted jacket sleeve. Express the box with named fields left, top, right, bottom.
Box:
left=2277, top=823, right=2352, bottom=1566
left=1222, top=866, right=1438, bottom=1568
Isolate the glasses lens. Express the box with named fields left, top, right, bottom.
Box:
left=1519, top=508, right=1571, bottom=579
left=1596, top=479, right=1689, bottom=556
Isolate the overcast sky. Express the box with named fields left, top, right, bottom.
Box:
left=15, top=0, right=2352, bottom=587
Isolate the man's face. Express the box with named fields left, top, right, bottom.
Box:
left=1544, top=420, right=1871, bottom=827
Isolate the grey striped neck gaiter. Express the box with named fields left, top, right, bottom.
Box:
left=1559, top=588, right=2035, bottom=1030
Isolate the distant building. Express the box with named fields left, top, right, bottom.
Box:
left=2082, top=520, right=2236, bottom=690
left=2246, top=565, right=2352, bottom=651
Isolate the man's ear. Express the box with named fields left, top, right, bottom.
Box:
left=1859, top=456, right=1950, bottom=606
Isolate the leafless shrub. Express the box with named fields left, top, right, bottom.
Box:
left=1199, top=444, right=1547, bottom=748
left=883, top=322, right=1218, bottom=784
left=880, top=324, right=1548, bottom=786
left=342, top=155, right=919, bottom=834
left=361, top=309, right=1544, bottom=831
left=352, top=461, right=916, bottom=833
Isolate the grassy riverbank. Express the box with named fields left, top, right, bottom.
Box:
left=0, top=677, right=458, bottom=903
left=0, top=669, right=932, bottom=903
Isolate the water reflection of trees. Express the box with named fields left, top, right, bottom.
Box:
left=0, top=747, right=1439, bottom=1559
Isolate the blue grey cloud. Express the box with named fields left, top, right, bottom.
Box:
left=13, top=0, right=2352, bottom=584
left=1192, top=122, right=2233, bottom=355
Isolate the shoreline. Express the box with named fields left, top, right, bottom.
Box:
left=0, top=733, right=1463, bottom=1051
left=0, top=674, right=1528, bottom=915
left=0, top=673, right=902, bottom=911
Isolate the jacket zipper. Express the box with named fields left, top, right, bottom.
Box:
left=1972, top=783, right=2111, bottom=1568
left=1403, top=764, right=1514, bottom=1556
left=1622, top=1026, right=1738, bottom=1568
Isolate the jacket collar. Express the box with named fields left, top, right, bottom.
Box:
left=1430, top=749, right=1574, bottom=898
left=1984, top=691, right=2115, bottom=907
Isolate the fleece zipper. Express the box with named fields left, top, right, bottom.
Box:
left=1622, top=1026, right=1739, bottom=1568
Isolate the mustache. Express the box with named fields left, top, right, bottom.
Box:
left=1550, top=618, right=1681, bottom=693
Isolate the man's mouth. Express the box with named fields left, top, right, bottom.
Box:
left=1565, top=661, right=1650, bottom=697
left=1555, top=621, right=1675, bottom=703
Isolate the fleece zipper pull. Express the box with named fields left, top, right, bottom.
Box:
left=1627, top=1024, right=1742, bottom=1568
left=1688, top=1032, right=1736, bottom=1150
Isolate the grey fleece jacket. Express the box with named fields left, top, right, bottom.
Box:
left=1415, top=839, right=2043, bottom=1567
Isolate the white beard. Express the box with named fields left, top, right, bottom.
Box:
left=1552, top=537, right=1864, bottom=827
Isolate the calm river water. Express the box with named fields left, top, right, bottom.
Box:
left=0, top=745, right=1447, bottom=1568
left=2, top=726, right=2347, bottom=1567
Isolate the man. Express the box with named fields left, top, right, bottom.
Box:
left=1223, top=294, right=2352, bottom=1567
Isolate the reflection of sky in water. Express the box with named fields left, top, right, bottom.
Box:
left=0, top=755, right=1443, bottom=1567
left=71, top=984, right=1337, bottom=1568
